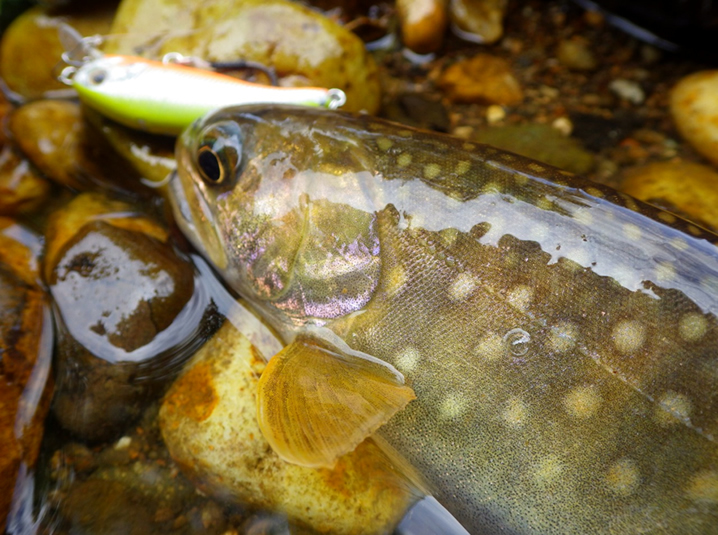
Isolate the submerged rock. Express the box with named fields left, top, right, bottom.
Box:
left=620, top=160, right=718, bottom=232
left=0, top=218, right=53, bottom=530
left=45, top=193, right=217, bottom=441
left=0, top=145, right=52, bottom=216
left=397, top=0, right=447, bottom=54
left=160, top=321, right=421, bottom=535
left=107, top=0, right=381, bottom=114
left=438, top=53, right=523, bottom=105
left=449, top=0, right=507, bottom=44
left=670, top=70, right=718, bottom=167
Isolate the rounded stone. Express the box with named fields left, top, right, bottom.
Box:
left=670, top=70, right=718, bottom=167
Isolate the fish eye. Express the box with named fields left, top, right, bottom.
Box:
left=195, top=121, right=243, bottom=186
left=88, top=68, right=107, bottom=85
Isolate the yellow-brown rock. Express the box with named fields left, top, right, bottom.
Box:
left=438, top=53, right=523, bottom=105
left=0, top=218, right=53, bottom=529
left=397, top=0, right=448, bottom=54
left=0, top=5, right=115, bottom=99
left=106, top=0, right=380, bottom=114
left=449, top=0, right=507, bottom=44
left=160, top=321, right=421, bottom=535
left=0, top=146, right=52, bottom=216
left=670, top=70, right=718, bottom=167
left=621, top=160, right=718, bottom=232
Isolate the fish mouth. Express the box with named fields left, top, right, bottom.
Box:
left=167, top=170, right=228, bottom=271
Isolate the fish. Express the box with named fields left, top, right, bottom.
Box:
left=58, top=40, right=346, bottom=135
left=168, top=104, right=718, bottom=534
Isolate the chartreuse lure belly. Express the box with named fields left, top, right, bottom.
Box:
left=63, top=54, right=346, bottom=135
left=168, top=104, right=718, bottom=535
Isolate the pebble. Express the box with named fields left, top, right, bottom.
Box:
left=557, top=38, right=597, bottom=71
left=449, top=0, right=507, bottom=44
left=670, top=70, right=718, bottom=167
left=397, top=0, right=447, bottom=54
left=438, top=53, right=523, bottom=105
left=621, top=160, right=718, bottom=232
left=609, top=79, right=645, bottom=105
left=486, top=104, right=506, bottom=124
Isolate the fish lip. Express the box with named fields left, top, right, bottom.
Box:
left=167, top=169, right=228, bottom=271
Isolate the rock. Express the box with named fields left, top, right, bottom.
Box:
left=472, top=123, right=595, bottom=174
left=160, top=321, right=420, bottom=535
left=106, top=0, right=381, bottom=114
left=0, top=146, right=52, bottom=216
left=620, top=160, right=718, bottom=232
left=670, top=70, right=718, bottom=167
left=0, top=5, right=115, bottom=99
left=609, top=78, right=645, bottom=104
left=397, top=0, right=447, bottom=54
left=557, top=38, right=597, bottom=71
left=438, top=53, right=523, bottom=105
left=9, top=100, right=149, bottom=194
left=449, top=0, right=507, bottom=44
left=0, top=218, right=53, bottom=530
left=382, top=92, right=450, bottom=132
left=45, top=193, right=218, bottom=441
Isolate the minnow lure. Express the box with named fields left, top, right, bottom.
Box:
left=56, top=26, right=346, bottom=135
left=169, top=104, right=718, bottom=534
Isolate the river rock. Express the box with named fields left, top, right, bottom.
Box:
left=397, top=0, right=447, bottom=54
left=670, top=70, right=718, bottom=167
left=0, top=218, right=53, bottom=530
left=0, top=5, right=115, bottom=99
left=107, top=0, right=380, bottom=114
left=438, top=53, right=523, bottom=105
left=0, top=146, right=52, bottom=216
left=620, top=160, right=718, bottom=232
left=449, top=0, right=507, bottom=44
left=160, top=320, right=420, bottom=535
left=45, top=193, right=216, bottom=441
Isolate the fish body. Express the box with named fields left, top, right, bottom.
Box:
left=67, top=55, right=346, bottom=135
left=169, top=105, right=718, bottom=534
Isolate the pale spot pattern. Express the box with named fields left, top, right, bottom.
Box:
left=585, top=186, right=605, bottom=198
left=563, top=385, right=601, bottom=419
left=423, top=163, right=442, bottom=180
left=507, top=285, right=533, bottom=311
left=528, top=163, right=546, bottom=174
left=397, top=153, right=412, bottom=167
left=670, top=237, right=688, bottom=250
left=605, top=458, right=640, bottom=496
left=548, top=322, right=577, bottom=353
left=449, top=272, right=477, bottom=302
left=654, top=390, right=692, bottom=427
left=502, top=396, right=528, bottom=428
left=657, top=211, right=677, bottom=224
left=475, top=332, right=504, bottom=362
left=376, top=137, right=393, bottom=151
left=686, top=471, right=718, bottom=503
left=678, top=312, right=708, bottom=342
left=655, top=261, right=676, bottom=283
left=395, top=347, right=421, bottom=373
left=622, top=223, right=642, bottom=241
left=573, top=208, right=593, bottom=226
left=385, top=264, right=407, bottom=297
left=440, top=392, right=468, bottom=420
left=455, top=160, right=471, bottom=175
left=612, top=320, right=646, bottom=354
left=532, top=455, right=565, bottom=487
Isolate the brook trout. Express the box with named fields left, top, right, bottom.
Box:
left=168, top=105, right=718, bottom=534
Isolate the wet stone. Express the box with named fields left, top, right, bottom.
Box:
left=397, top=0, right=447, bottom=54
left=557, top=38, right=597, bottom=71
left=0, top=145, right=52, bottom=216
left=670, top=70, right=718, bottom=167
left=449, top=0, right=507, bottom=44
left=438, top=53, right=523, bottom=105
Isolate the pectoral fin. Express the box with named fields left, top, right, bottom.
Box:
left=257, top=333, right=415, bottom=469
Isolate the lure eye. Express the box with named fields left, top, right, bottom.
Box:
left=88, top=68, right=107, bottom=85
left=195, top=121, right=243, bottom=186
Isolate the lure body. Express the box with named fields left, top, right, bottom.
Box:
left=169, top=105, right=718, bottom=534
left=69, top=55, right=345, bottom=135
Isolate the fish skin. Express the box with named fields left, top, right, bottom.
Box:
left=169, top=104, right=718, bottom=535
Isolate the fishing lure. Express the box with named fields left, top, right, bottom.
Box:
left=56, top=25, right=346, bottom=136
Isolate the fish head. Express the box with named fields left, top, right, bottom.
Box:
left=170, top=105, right=381, bottom=328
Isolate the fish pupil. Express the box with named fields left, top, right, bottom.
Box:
left=89, top=68, right=107, bottom=85
left=198, top=148, right=222, bottom=183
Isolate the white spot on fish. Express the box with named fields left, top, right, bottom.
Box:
left=533, top=455, right=565, bottom=487
left=573, top=208, right=593, bottom=226
left=623, top=223, right=642, bottom=241
left=440, top=392, right=468, bottom=420
left=612, top=320, right=646, bottom=354
left=502, top=397, right=528, bottom=428
left=397, top=153, right=412, bottom=167
left=655, top=261, right=676, bottom=283
left=385, top=264, right=407, bottom=297
left=507, top=285, right=533, bottom=311
left=606, top=459, right=640, bottom=496
left=476, top=332, right=503, bottom=362
left=654, top=390, right=692, bottom=427
left=563, top=385, right=601, bottom=419
left=687, top=471, right=718, bottom=503
left=548, top=322, right=577, bottom=353
left=455, top=160, right=471, bottom=175
left=449, top=272, right=477, bottom=302
left=528, top=163, right=546, bottom=174
left=670, top=237, right=688, bottom=251
left=679, top=312, right=708, bottom=342
left=376, top=137, right=393, bottom=151
left=395, top=347, right=420, bottom=374
left=423, top=163, right=442, bottom=180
